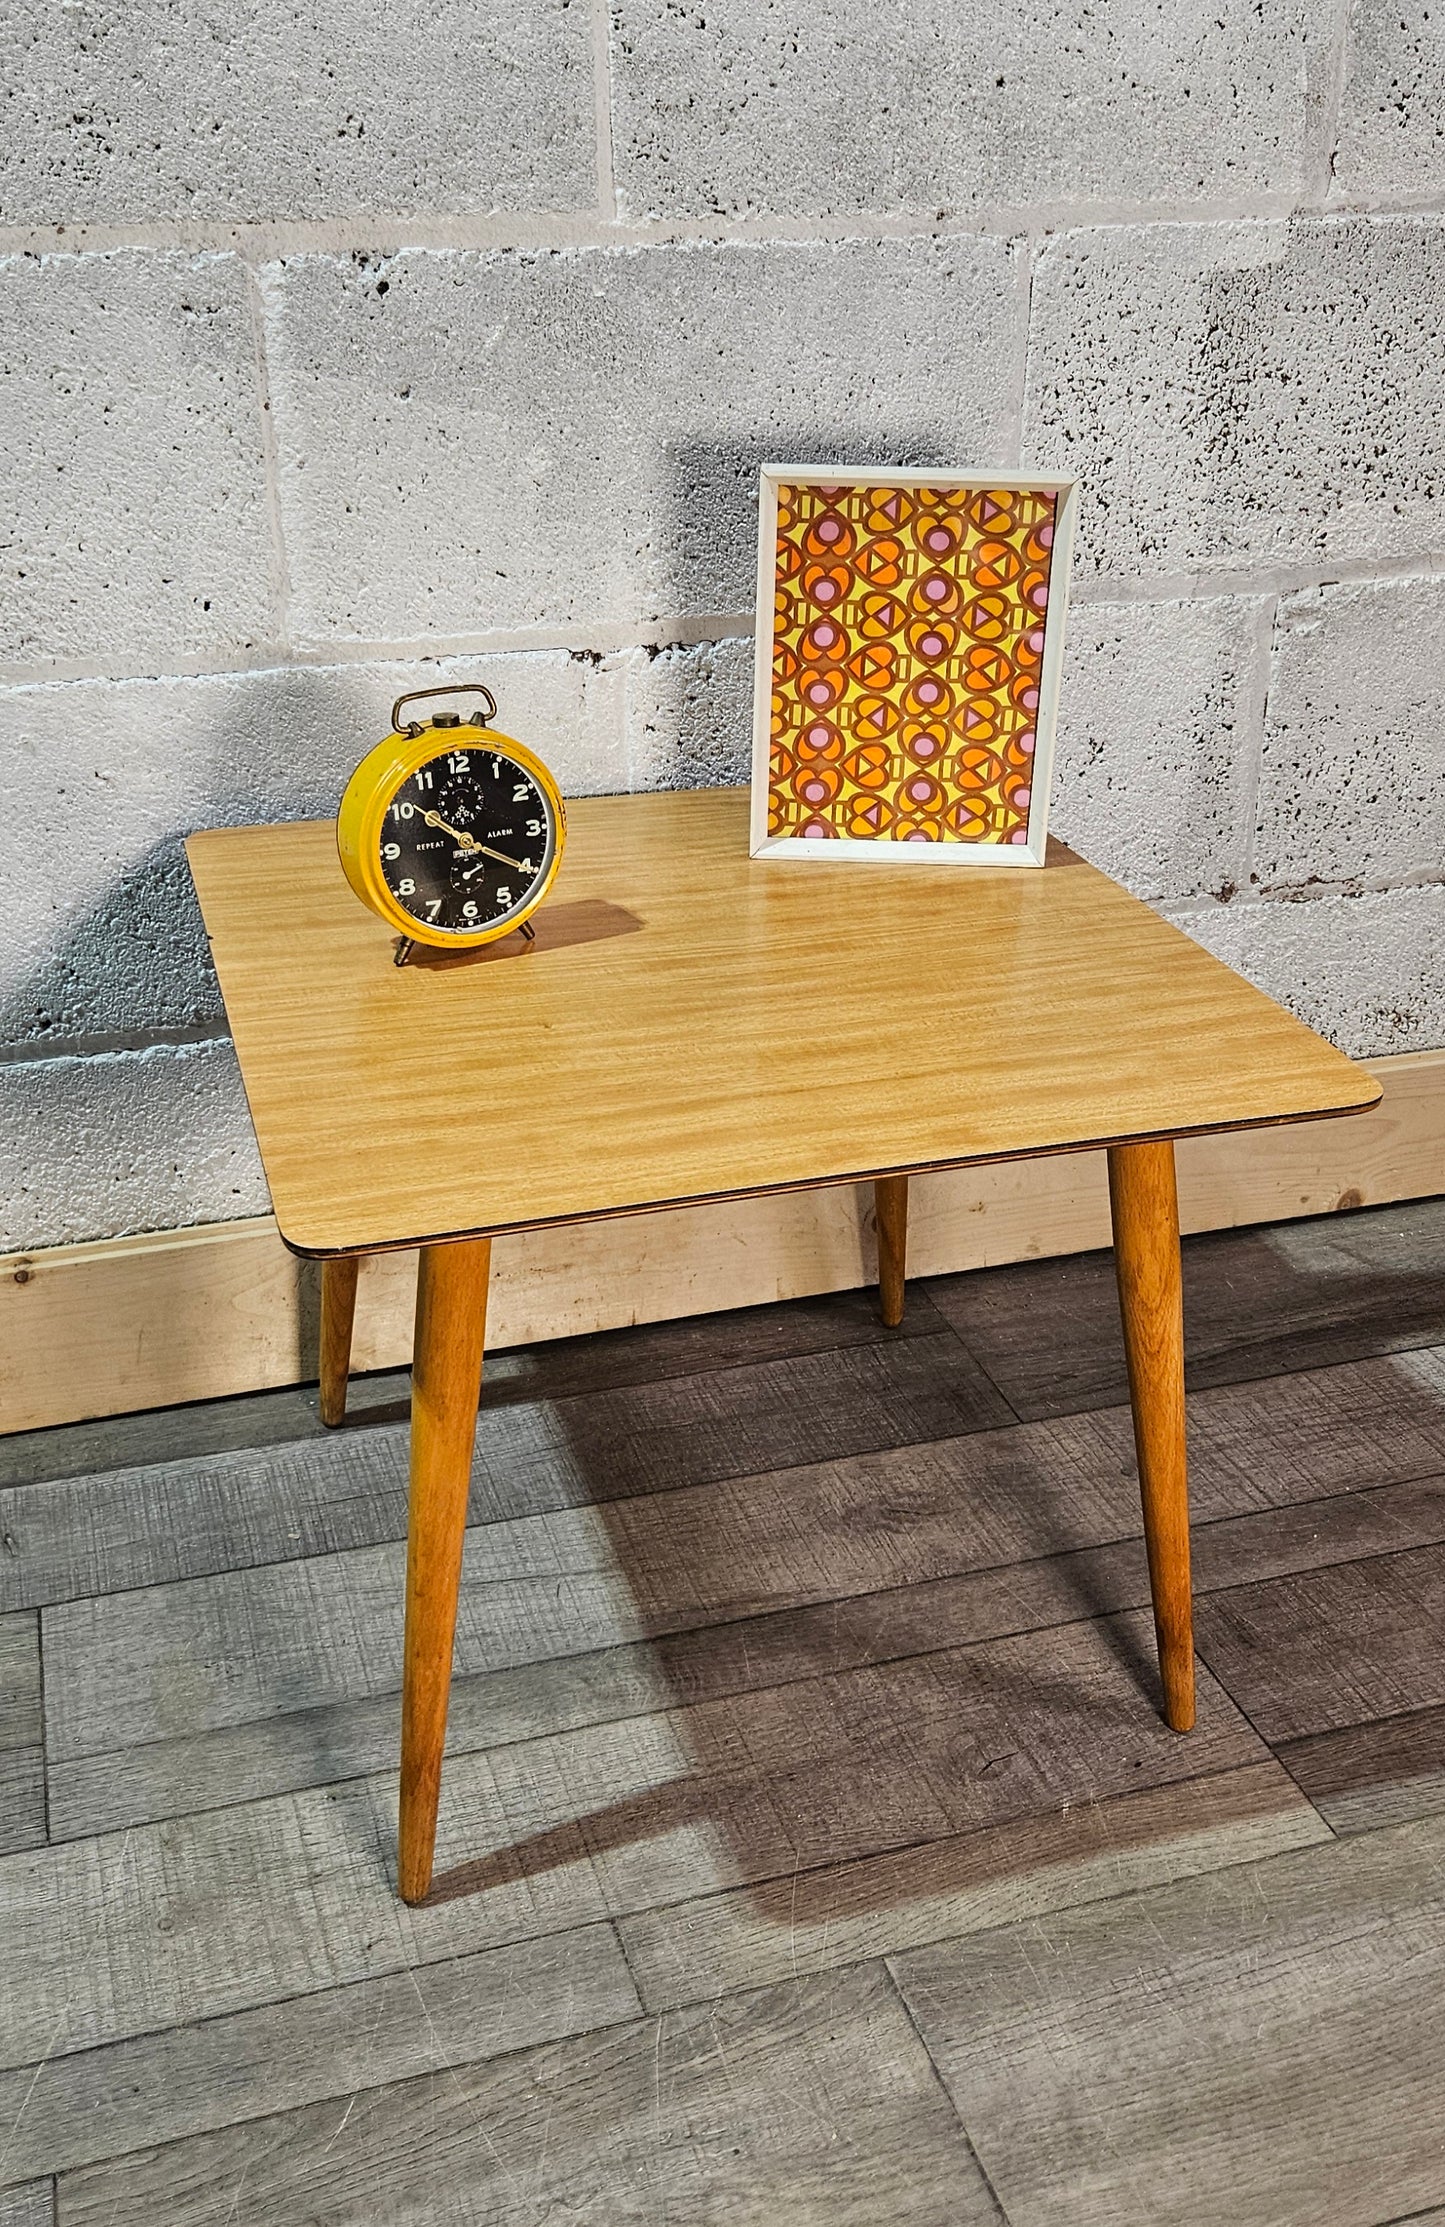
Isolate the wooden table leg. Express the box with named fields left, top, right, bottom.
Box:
left=318, top=1255, right=360, bottom=1428
left=1107, top=1139, right=1195, bottom=1733
left=874, top=1175, right=909, bottom=1328
left=398, top=1237, right=492, bottom=1903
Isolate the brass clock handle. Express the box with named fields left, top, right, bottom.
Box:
left=391, top=683, right=498, bottom=737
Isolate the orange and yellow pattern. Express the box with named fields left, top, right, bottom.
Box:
left=765, top=480, right=1058, bottom=845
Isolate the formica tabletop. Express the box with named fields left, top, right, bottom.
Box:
left=187, top=786, right=1381, bottom=1257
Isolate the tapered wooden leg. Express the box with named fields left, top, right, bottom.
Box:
left=1107, top=1139, right=1195, bottom=1733
left=874, top=1175, right=909, bottom=1328
left=398, top=1237, right=491, bottom=1903
left=318, top=1256, right=360, bottom=1428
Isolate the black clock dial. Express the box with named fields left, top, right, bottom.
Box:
left=378, top=745, right=556, bottom=934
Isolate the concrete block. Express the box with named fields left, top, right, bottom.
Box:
left=0, top=651, right=625, bottom=1049
left=612, top=0, right=1328, bottom=221
left=1165, top=884, right=1445, bottom=1058
left=0, top=1041, right=268, bottom=1252
left=264, top=235, right=1022, bottom=645
left=0, top=0, right=593, bottom=225
left=1024, top=217, right=1445, bottom=582
left=1051, top=597, right=1264, bottom=902
left=624, top=637, right=754, bottom=791
left=1255, top=578, right=1445, bottom=891
left=0, top=252, right=273, bottom=671
left=1334, top=0, right=1445, bottom=202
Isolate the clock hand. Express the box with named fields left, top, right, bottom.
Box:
left=475, top=842, right=527, bottom=872
left=421, top=809, right=479, bottom=850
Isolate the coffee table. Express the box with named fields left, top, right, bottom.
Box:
left=187, top=787, right=1380, bottom=1901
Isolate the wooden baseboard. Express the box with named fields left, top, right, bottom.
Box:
left=3, top=1048, right=1441, bottom=1436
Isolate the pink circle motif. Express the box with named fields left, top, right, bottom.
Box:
left=1009, top=829, right=1029, bottom=844
left=913, top=736, right=938, bottom=760
left=1014, top=786, right=1031, bottom=809
left=812, top=622, right=838, bottom=647
left=1022, top=686, right=1039, bottom=710
left=916, top=678, right=941, bottom=704
left=919, top=632, right=945, bottom=657
left=1027, top=628, right=1045, bottom=654
left=1030, top=582, right=1049, bottom=609
left=814, top=577, right=838, bottom=603
left=807, top=681, right=831, bottom=705
left=924, top=526, right=951, bottom=554
left=1039, top=522, right=1054, bottom=547
left=907, top=777, right=933, bottom=803
left=922, top=575, right=949, bottom=604
left=818, top=517, right=843, bottom=543
left=1019, top=728, right=1036, bottom=756
left=904, top=829, right=931, bottom=842
left=807, top=722, right=831, bottom=747
left=803, top=779, right=829, bottom=804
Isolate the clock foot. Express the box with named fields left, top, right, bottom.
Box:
left=393, top=937, right=415, bottom=968
left=518, top=919, right=536, bottom=943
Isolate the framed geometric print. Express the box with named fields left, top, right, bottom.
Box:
left=750, top=467, right=1076, bottom=866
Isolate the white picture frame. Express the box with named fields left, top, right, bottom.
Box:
left=749, top=466, right=1077, bottom=866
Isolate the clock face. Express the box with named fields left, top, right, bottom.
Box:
left=377, top=743, right=557, bottom=935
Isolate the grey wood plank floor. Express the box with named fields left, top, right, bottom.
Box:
left=2, top=1195, right=1444, bottom=2225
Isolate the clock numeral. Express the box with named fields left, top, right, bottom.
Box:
left=391, top=802, right=414, bottom=821
left=518, top=859, right=535, bottom=875
left=447, top=754, right=471, bottom=774
left=414, top=767, right=434, bottom=790
left=496, top=887, right=513, bottom=907
left=382, top=842, right=401, bottom=860
left=462, top=899, right=479, bottom=920
left=425, top=899, right=442, bottom=919
left=526, top=819, right=541, bottom=836
left=512, top=783, right=530, bottom=802
left=398, top=878, right=416, bottom=895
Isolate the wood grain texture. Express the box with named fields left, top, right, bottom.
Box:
left=3, top=1047, right=1436, bottom=1439
left=0, top=2185, right=53, bottom=2227
left=56, top=1963, right=1000, bottom=2227
left=1194, top=1536, right=1445, bottom=1743
left=0, top=1613, right=41, bottom=1752
left=0, top=1921, right=637, bottom=2188
left=4, top=1608, right=1265, bottom=2073
left=927, top=1193, right=1445, bottom=1419
left=618, top=1760, right=1327, bottom=2012
left=0, top=1765, right=610, bottom=2072
left=891, top=1810, right=1445, bottom=2227
left=400, top=1238, right=491, bottom=1900
left=874, top=1174, right=908, bottom=1327
left=0, top=1751, right=46, bottom=1857
left=186, top=788, right=1378, bottom=1255
left=43, top=1471, right=1445, bottom=1843
left=1278, top=1704, right=1445, bottom=1838
left=318, top=1255, right=360, bottom=1427
left=3, top=1326, right=1009, bottom=1614
left=1108, top=1139, right=1194, bottom=1730
left=38, top=1352, right=1445, bottom=1765
left=0, top=1282, right=946, bottom=1492
left=0, top=1611, right=45, bottom=1855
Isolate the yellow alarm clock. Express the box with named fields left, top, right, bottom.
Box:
left=337, top=685, right=566, bottom=963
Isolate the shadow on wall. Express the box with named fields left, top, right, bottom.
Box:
left=6, top=426, right=968, bottom=1054
left=657, top=431, right=970, bottom=623
left=1, top=663, right=372, bottom=1055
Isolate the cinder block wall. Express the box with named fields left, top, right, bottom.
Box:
left=3, top=1, right=1442, bottom=1250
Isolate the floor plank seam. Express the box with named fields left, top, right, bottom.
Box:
left=43, top=1455, right=1445, bottom=1810
left=878, top=1957, right=1013, bottom=2225
left=25, top=1408, right=1445, bottom=1633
